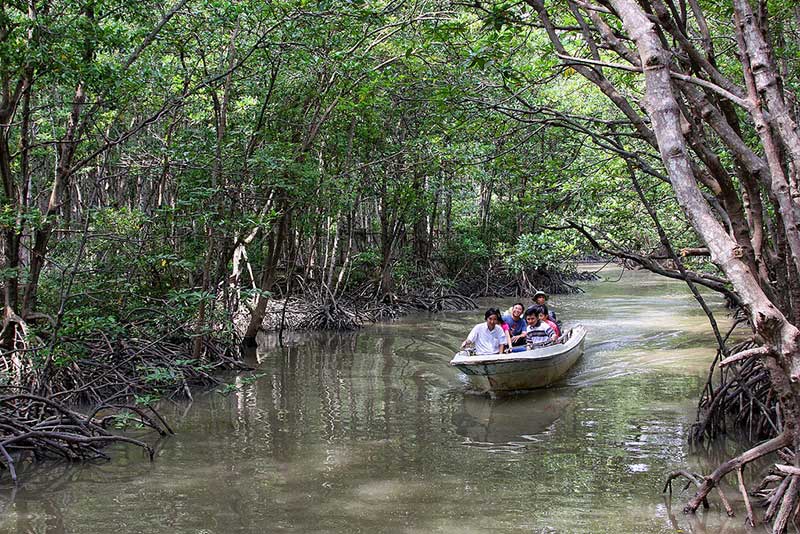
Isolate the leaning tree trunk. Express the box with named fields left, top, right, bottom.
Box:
left=608, top=0, right=800, bottom=527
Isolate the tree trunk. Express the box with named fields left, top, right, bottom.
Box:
left=607, top=0, right=800, bottom=522
left=243, top=209, right=290, bottom=342
left=23, top=82, right=86, bottom=317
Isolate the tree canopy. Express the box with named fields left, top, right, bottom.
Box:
left=3, top=0, right=800, bottom=526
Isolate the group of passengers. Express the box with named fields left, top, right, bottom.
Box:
left=460, top=291, right=563, bottom=355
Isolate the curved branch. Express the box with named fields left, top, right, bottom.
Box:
left=562, top=219, right=741, bottom=306
left=555, top=53, right=751, bottom=109
left=684, top=432, right=791, bottom=513
left=719, top=346, right=770, bottom=367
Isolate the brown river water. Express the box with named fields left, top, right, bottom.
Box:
left=0, top=266, right=768, bottom=533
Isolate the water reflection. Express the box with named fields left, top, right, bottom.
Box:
left=0, top=266, right=761, bottom=534
left=453, top=389, right=574, bottom=450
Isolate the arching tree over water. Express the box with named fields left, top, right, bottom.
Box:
left=463, top=0, right=800, bottom=528
left=3, top=0, right=800, bottom=527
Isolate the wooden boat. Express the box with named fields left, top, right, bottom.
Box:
left=450, top=325, right=586, bottom=394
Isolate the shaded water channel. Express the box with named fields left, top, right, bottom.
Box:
left=1, top=266, right=764, bottom=533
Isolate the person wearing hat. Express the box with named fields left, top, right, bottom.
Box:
left=530, top=290, right=560, bottom=329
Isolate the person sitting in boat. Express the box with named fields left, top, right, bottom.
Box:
left=532, top=290, right=561, bottom=329
left=502, top=303, right=526, bottom=347
left=537, top=304, right=561, bottom=339
left=461, top=308, right=508, bottom=355
left=524, top=305, right=557, bottom=348
left=508, top=306, right=557, bottom=353
left=491, top=308, right=513, bottom=349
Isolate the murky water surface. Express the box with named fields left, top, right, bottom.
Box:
left=1, top=266, right=765, bottom=533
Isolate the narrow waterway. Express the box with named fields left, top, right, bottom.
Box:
left=0, top=266, right=762, bottom=533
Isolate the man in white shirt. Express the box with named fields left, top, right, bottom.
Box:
left=461, top=308, right=508, bottom=355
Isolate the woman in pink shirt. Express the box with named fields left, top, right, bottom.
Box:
left=492, top=308, right=513, bottom=350
left=538, top=305, right=561, bottom=338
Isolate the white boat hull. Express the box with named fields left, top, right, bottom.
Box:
left=450, top=325, right=586, bottom=394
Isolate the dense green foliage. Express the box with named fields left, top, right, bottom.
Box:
left=2, top=0, right=797, bottom=351
left=6, top=1, right=800, bottom=526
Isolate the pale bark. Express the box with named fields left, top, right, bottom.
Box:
left=733, top=0, right=800, bottom=169
left=648, top=0, right=747, bottom=101
left=733, top=13, right=800, bottom=288
left=527, top=0, right=658, bottom=146
left=243, top=209, right=290, bottom=341
left=606, top=0, right=787, bottom=319
left=582, top=13, right=800, bottom=527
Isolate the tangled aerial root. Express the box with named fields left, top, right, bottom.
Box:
left=0, top=334, right=248, bottom=483
left=691, top=329, right=775, bottom=444
left=293, top=293, right=480, bottom=331
left=453, top=269, right=592, bottom=298
left=250, top=266, right=593, bottom=333
left=664, top=433, right=797, bottom=529
left=0, top=392, right=173, bottom=484
left=32, top=337, right=245, bottom=406
left=263, top=289, right=479, bottom=332
left=665, top=317, right=800, bottom=532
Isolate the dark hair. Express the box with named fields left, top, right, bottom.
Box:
left=512, top=302, right=524, bottom=310
left=485, top=307, right=502, bottom=321
left=526, top=305, right=545, bottom=318
left=538, top=304, right=549, bottom=315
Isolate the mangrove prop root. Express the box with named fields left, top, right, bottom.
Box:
left=454, top=269, right=592, bottom=299
left=663, top=470, right=702, bottom=495
left=0, top=394, right=171, bottom=483
left=764, top=475, right=792, bottom=523
left=264, top=291, right=480, bottom=333
left=253, top=267, right=593, bottom=333
left=737, top=467, right=756, bottom=526
left=683, top=433, right=790, bottom=515
left=23, top=337, right=246, bottom=406
left=673, top=378, right=800, bottom=532
left=0, top=335, right=245, bottom=482
left=773, top=476, right=799, bottom=533
left=691, top=339, right=774, bottom=444
left=676, top=331, right=800, bottom=531
left=716, top=485, right=734, bottom=517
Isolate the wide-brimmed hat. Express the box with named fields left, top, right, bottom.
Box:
left=533, top=290, right=548, bottom=299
